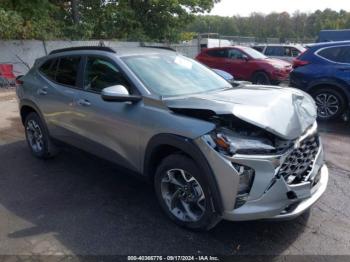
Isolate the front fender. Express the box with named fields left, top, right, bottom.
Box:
left=143, top=133, right=223, bottom=214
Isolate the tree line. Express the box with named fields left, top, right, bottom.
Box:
left=1, top=1, right=350, bottom=43
left=186, top=9, right=350, bottom=42
left=0, top=0, right=218, bottom=41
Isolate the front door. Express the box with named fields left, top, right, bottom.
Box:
left=225, top=48, right=250, bottom=80
left=71, top=56, right=142, bottom=171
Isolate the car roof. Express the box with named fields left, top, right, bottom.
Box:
left=253, top=44, right=303, bottom=47
left=46, top=46, right=176, bottom=58
left=203, top=45, right=249, bottom=51
left=306, top=40, right=350, bottom=49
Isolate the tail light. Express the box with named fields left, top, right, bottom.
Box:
left=292, top=50, right=309, bottom=69
left=16, top=75, right=24, bottom=85
left=293, top=58, right=310, bottom=69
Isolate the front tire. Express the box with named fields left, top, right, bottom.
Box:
left=24, top=112, right=57, bottom=159
left=154, top=154, right=220, bottom=231
left=311, top=88, right=346, bottom=120
left=252, top=72, right=271, bottom=85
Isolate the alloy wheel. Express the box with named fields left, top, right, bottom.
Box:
left=160, top=169, right=206, bottom=222
left=26, top=119, right=44, bottom=153
left=315, top=93, right=340, bottom=119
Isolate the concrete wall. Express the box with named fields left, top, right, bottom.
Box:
left=0, top=40, right=200, bottom=76
left=0, top=40, right=46, bottom=76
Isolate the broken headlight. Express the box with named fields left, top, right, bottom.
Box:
left=207, top=128, right=276, bottom=155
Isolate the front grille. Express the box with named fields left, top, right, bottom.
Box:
left=278, top=134, right=320, bottom=184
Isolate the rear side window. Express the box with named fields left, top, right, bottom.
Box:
left=318, top=46, right=350, bottom=63
left=39, top=59, right=57, bottom=80
left=228, top=49, right=245, bottom=59
left=340, top=47, right=350, bottom=63
left=265, top=46, right=284, bottom=56
left=291, top=48, right=301, bottom=57
left=55, top=56, right=81, bottom=86
left=206, top=49, right=227, bottom=58
left=253, top=46, right=264, bottom=52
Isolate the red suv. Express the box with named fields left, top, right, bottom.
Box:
left=196, top=46, right=292, bottom=85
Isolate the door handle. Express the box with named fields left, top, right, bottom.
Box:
left=37, top=88, right=48, bottom=95
left=77, top=99, right=91, bottom=107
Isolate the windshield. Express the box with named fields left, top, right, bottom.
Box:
left=242, top=47, right=267, bottom=59
left=122, top=54, right=231, bottom=97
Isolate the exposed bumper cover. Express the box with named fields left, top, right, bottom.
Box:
left=271, top=165, right=328, bottom=220
left=195, top=133, right=328, bottom=222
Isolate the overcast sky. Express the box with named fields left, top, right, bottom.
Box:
left=209, top=0, right=350, bottom=16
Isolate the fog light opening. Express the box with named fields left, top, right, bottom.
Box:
left=232, top=163, right=255, bottom=209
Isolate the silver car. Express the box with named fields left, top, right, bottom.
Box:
left=17, top=46, right=328, bottom=230
left=253, top=44, right=306, bottom=63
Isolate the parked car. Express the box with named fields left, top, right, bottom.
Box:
left=290, top=41, right=350, bottom=120
left=196, top=46, right=292, bottom=85
left=252, top=44, right=306, bottom=63
left=17, top=46, right=328, bottom=230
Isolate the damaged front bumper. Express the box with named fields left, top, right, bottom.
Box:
left=194, top=130, right=328, bottom=221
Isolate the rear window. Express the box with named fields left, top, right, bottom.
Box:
left=55, top=56, right=81, bottom=86
left=39, top=59, right=58, bottom=80
left=318, top=46, right=350, bottom=63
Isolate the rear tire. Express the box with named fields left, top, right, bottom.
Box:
left=154, top=154, right=221, bottom=231
left=24, top=112, right=58, bottom=159
left=252, top=72, right=271, bottom=85
left=311, top=88, right=346, bottom=120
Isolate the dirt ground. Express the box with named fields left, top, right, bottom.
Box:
left=0, top=90, right=350, bottom=256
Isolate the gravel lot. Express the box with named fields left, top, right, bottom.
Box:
left=0, top=90, right=350, bottom=256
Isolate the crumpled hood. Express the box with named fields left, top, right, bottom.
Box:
left=164, top=85, right=317, bottom=140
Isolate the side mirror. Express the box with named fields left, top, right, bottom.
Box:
left=101, top=85, right=141, bottom=103
left=241, top=55, right=249, bottom=61
left=212, top=69, right=235, bottom=82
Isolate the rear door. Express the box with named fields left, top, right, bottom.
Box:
left=197, top=49, right=228, bottom=70
left=35, top=55, right=83, bottom=140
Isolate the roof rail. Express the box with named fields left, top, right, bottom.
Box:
left=49, top=46, right=116, bottom=55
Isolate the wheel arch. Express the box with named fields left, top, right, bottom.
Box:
left=308, top=81, right=349, bottom=107
left=144, top=133, right=224, bottom=214
left=251, top=70, right=271, bottom=82
left=19, top=100, right=44, bottom=125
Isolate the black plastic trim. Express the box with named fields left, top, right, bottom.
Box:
left=49, top=46, right=115, bottom=55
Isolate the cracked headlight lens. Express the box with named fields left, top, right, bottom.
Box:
left=207, top=129, right=275, bottom=155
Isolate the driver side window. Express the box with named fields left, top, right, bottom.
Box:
left=228, top=49, right=245, bottom=59
left=84, top=57, right=130, bottom=93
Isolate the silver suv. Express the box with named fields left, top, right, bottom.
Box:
left=17, top=46, right=328, bottom=230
